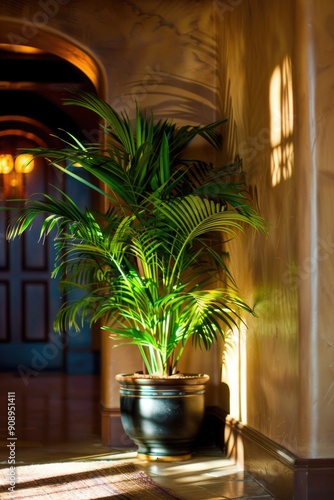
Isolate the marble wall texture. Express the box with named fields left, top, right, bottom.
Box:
left=1, top=0, right=334, bottom=460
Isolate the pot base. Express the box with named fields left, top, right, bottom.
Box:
left=137, top=452, right=192, bottom=462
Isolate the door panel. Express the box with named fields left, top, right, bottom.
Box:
left=0, top=157, right=65, bottom=372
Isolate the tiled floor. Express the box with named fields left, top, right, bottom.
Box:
left=0, top=373, right=274, bottom=499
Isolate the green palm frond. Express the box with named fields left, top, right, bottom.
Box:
left=3, top=92, right=268, bottom=376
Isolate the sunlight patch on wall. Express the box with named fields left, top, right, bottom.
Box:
left=270, top=56, right=294, bottom=187
left=222, top=324, right=247, bottom=423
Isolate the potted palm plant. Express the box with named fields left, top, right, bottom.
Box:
left=5, top=92, right=267, bottom=460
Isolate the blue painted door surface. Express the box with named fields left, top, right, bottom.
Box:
left=0, top=160, right=96, bottom=379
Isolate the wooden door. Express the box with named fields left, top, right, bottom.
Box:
left=0, top=156, right=65, bottom=379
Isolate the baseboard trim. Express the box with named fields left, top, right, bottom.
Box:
left=100, top=406, right=134, bottom=448
left=225, top=415, right=334, bottom=500
left=225, top=416, right=294, bottom=498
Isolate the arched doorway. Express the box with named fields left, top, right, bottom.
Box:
left=0, top=31, right=105, bottom=375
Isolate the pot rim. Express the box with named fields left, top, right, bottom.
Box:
left=115, top=372, right=210, bottom=385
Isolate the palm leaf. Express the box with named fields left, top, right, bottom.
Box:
left=3, top=93, right=268, bottom=376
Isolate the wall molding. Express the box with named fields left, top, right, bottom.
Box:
left=225, top=415, right=334, bottom=500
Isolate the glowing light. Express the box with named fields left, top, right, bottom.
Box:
left=0, top=154, right=14, bottom=174
left=15, top=154, right=34, bottom=173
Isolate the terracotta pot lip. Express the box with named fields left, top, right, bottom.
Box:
left=115, top=372, right=210, bottom=385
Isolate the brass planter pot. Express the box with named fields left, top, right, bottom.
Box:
left=116, top=373, right=210, bottom=461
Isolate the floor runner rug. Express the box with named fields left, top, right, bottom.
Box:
left=0, top=461, right=184, bottom=499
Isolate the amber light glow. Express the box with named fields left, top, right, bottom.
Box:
left=0, top=154, right=14, bottom=174
left=0, top=153, right=34, bottom=199
left=15, top=154, right=34, bottom=173
left=0, top=153, right=34, bottom=174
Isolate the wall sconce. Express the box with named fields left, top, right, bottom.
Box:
left=0, top=153, right=34, bottom=199
left=0, top=154, right=14, bottom=174
left=14, top=153, right=35, bottom=174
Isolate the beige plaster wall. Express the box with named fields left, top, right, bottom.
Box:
left=296, top=0, right=334, bottom=459
left=215, top=0, right=299, bottom=451
left=0, top=0, right=218, bottom=122
left=217, top=0, right=334, bottom=459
